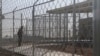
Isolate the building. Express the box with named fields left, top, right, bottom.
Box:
left=79, top=18, right=93, bottom=40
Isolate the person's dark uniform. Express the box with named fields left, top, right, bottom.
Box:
left=17, top=26, right=23, bottom=46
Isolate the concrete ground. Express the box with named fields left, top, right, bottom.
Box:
left=1, top=44, right=92, bottom=56
left=0, top=47, right=25, bottom=56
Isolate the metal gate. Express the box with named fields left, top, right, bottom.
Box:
left=1, top=0, right=93, bottom=56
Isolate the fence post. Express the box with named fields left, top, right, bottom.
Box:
left=0, top=0, right=2, bottom=47
left=72, top=0, right=76, bottom=56
left=21, top=13, right=23, bottom=26
left=93, top=0, right=100, bottom=56
left=12, top=9, right=15, bottom=53
left=26, top=18, right=27, bottom=36
left=12, top=7, right=17, bottom=52
left=32, top=0, right=39, bottom=56
left=32, top=5, right=35, bottom=56
left=13, top=11, right=15, bottom=41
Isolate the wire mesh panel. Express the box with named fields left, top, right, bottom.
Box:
left=1, top=0, right=93, bottom=56
left=2, top=3, right=33, bottom=55
left=33, top=0, right=93, bottom=56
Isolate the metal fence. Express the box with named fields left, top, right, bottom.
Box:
left=1, top=0, right=93, bottom=56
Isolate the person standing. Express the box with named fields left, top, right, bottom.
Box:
left=17, top=26, right=23, bottom=46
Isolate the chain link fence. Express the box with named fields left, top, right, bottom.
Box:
left=1, top=0, right=93, bottom=56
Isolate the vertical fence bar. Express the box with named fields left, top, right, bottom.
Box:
left=85, top=12, right=89, bottom=56
left=63, top=14, right=66, bottom=45
left=39, top=17, right=41, bottom=56
left=13, top=10, right=15, bottom=49
left=12, top=7, right=17, bottom=50
left=32, top=5, right=35, bottom=56
left=26, top=18, right=27, bottom=36
left=51, top=14, right=53, bottom=44
left=72, top=0, right=76, bottom=56
left=59, top=14, right=61, bottom=41
left=45, top=15, right=47, bottom=56
left=21, top=13, right=23, bottom=26
left=0, top=0, right=2, bottom=47
left=49, top=13, right=51, bottom=56
left=93, top=0, right=100, bottom=56
left=32, top=1, right=39, bottom=56
left=66, top=13, right=68, bottom=43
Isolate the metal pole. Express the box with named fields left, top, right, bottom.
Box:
left=59, top=14, right=61, bottom=42
left=21, top=13, right=23, bottom=26
left=72, top=0, right=76, bottom=56
left=0, top=0, right=2, bottom=47
left=12, top=7, right=17, bottom=38
left=13, top=11, right=15, bottom=40
left=63, top=4, right=66, bottom=44
left=78, top=12, right=80, bottom=40
left=12, top=7, right=17, bottom=39
left=32, top=5, right=35, bottom=56
left=32, top=0, right=39, bottom=56
left=12, top=9, right=15, bottom=53
left=26, top=18, right=27, bottom=35
left=12, top=7, right=17, bottom=52
left=93, top=0, right=100, bottom=56
left=66, top=12, right=68, bottom=42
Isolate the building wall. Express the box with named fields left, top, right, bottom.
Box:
left=79, top=18, right=92, bottom=40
